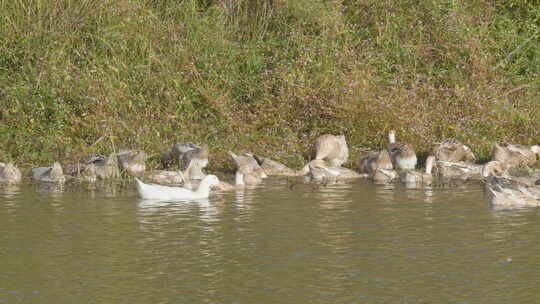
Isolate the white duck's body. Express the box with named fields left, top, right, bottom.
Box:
left=135, top=174, right=220, bottom=200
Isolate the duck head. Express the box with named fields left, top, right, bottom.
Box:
left=531, top=145, right=540, bottom=158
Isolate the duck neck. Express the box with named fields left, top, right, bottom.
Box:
left=425, top=156, right=434, bottom=174
left=235, top=171, right=245, bottom=186
left=388, top=131, right=396, bottom=144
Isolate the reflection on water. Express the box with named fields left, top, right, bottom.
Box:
left=1, top=178, right=540, bottom=303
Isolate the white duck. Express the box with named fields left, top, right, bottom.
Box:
left=135, top=174, right=220, bottom=200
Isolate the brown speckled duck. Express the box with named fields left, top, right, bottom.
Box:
left=387, top=130, right=417, bottom=170
left=492, top=143, right=539, bottom=167
left=401, top=155, right=435, bottom=186
left=32, top=161, right=66, bottom=183
left=313, top=134, right=349, bottom=167
left=250, top=154, right=301, bottom=176
left=0, top=162, right=22, bottom=184
left=432, top=138, right=476, bottom=163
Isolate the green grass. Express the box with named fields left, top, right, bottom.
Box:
left=1, top=0, right=538, bottom=171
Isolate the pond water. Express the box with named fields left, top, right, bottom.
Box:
left=1, top=178, right=539, bottom=303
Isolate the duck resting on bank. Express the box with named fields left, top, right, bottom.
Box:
left=228, top=151, right=267, bottom=183
left=32, top=162, right=66, bottom=183
left=387, top=130, right=417, bottom=170
left=357, top=149, right=397, bottom=183
left=312, top=134, right=350, bottom=167
left=66, top=153, right=121, bottom=180
left=135, top=174, right=220, bottom=200
left=491, top=143, right=540, bottom=167
left=432, top=138, right=476, bottom=163
left=401, top=155, right=435, bottom=186
left=0, top=162, right=22, bottom=184
left=117, top=149, right=146, bottom=175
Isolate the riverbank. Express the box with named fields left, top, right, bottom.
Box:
left=1, top=0, right=538, bottom=170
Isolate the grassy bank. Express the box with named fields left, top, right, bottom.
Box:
left=1, top=0, right=539, bottom=171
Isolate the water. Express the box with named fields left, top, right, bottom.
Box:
left=1, top=178, right=540, bottom=303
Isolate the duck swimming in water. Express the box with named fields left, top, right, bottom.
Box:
left=135, top=174, right=220, bottom=200
left=228, top=151, right=267, bottom=181
left=485, top=176, right=540, bottom=208
left=0, top=162, right=22, bottom=184
left=250, top=154, right=301, bottom=176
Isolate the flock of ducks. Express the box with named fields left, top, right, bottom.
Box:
left=1, top=131, right=539, bottom=207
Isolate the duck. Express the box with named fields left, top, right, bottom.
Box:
left=356, top=150, right=397, bottom=183
left=387, top=130, right=417, bottom=170
left=117, top=149, right=146, bottom=175
left=145, top=170, right=186, bottom=185
left=401, top=155, right=435, bottom=185
left=492, top=143, right=540, bottom=167
left=313, top=134, right=349, bottom=167
left=307, top=159, right=342, bottom=180
left=32, top=161, right=66, bottom=183
left=180, top=144, right=208, bottom=180
left=433, top=160, right=483, bottom=180
left=0, top=162, right=22, bottom=184
left=67, top=153, right=121, bottom=180
left=250, top=154, right=301, bottom=176
left=135, top=174, right=220, bottom=200
left=357, top=150, right=393, bottom=174
left=79, top=163, right=97, bottom=183
left=482, top=160, right=540, bottom=187
left=228, top=151, right=267, bottom=180
left=372, top=167, right=399, bottom=183
left=481, top=161, right=506, bottom=178
left=306, top=159, right=364, bottom=181
left=485, top=176, right=540, bottom=207
left=432, top=138, right=476, bottom=163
